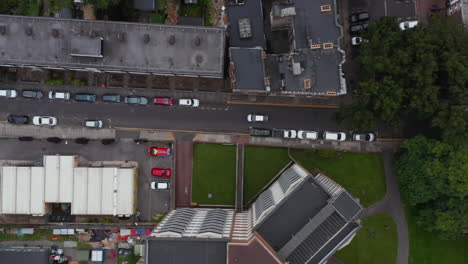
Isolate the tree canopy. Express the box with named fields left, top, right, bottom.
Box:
left=396, top=136, right=468, bottom=239
left=338, top=17, right=468, bottom=145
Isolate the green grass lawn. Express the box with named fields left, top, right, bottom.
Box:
left=243, top=146, right=291, bottom=204
left=406, top=207, right=468, bottom=264
left=334, top=213, right=397, bottom=264
left=291, top=149, right=386, bottom=207
left=192, top=143, right=236, bottom=206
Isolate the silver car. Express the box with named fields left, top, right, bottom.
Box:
left=85, top=120, right=103, bottom=128
left=32, top=116, right=57, bottom=126
left=124, top=96, right=149, bottom=105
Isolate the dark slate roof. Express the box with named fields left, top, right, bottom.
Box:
left=229, top=47, right=266, bottom=91
left=178, top=16, right=204, bottom=26
left=333, top=191, right=363, bottom=220
left=146, top=237, right=228, bottom=264
left=255, top=177, right=330, bottom=251
left=227, top=0, right=266, bottom=48
left=0, top=247, right=50, bottom=264
left=134, top=0, right=156, bottom=11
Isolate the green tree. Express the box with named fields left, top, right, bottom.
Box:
left=85, top=0, right=122, bottom=9
left=397, top=136, right=468, bottom=238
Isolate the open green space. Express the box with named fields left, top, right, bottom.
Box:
left=291, top=149, right=386, bottom=207
left=192, top=143, right=236, bottom=206
left=243, top=146, right=290, bottom=204
left=406, top=207, right=468, bottom=264
left=334, top=213, right=397, bottom=264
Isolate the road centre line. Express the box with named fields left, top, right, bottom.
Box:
left=112, top=126, right=250, bottom=136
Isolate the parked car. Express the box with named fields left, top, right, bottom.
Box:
left=153, top=97, right=174, bottom=106
left=32, top=116, right=57, bottom=126
left=151, top=168, right=172, bottom=178
left=298, top=130, right=318, bottom=140
left=124, top=96, right=149, bottom=105
left=349, top=12, right=369, bottom=23
left=147, top=146, right=171, bottom=156
left=0, top=89, right=17, bottom=98
left=352, top=36, right=363, bottom=45
left=352, top=133, right=375, bottom=141
left=283, top=129, right=297, bottom=139
left=247, top=114, right=269, bottom=123
left=102, top=94, right=121, bottom=103
left=22, top=90, right=43, bottom=99
left=399, top=21, right=418, bottom=30
left=48, top=91, right=70, bottom=100
left=249, top=127, right=272, bottom=137
left=85, top=120, right=103, bottom=128
left=323, top=131, right=346, bottom=141
left=74, top=93, right=96, bottom=102
left=350, top=23, right=368, bottom=34
left=179, top=98, right=200, bottom=107
left=7, top=114, right=28, bottom=124
left=151, top=181, right=170, bottom=190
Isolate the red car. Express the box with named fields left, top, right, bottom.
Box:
left=147, top=146, right=171, bottom=156
left=153, top=97, right=174, bottom=106
left=152, top=168, right=172, bottom=178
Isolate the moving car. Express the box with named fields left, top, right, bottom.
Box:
left=7, top=115, right=28, bottom=124
left=151, top=168, right=172, bottom=178
left=147, top=146, right=171, bottom=156
left=349, top=12, right=369, bottom=23
left=85, top=120, right=103, bottom=128
left=151, top=181, right=170, bottom=190
left=32, top=116, right=57, bottom=126
left=323, top=131, right=346, bottom=141
left=102, top=94, right=121, bottom=103
left=247, top=114, right=269, bottom=123
left=298, top=130, right=318, bottom=140
left=399, top=21, right=418, bottom=30
left=179, top=98, right=200, bottom=107
left=22, top=90, right=43, bottom=99
left=0, top=89, right=17, bottom=98
left=74, top=93, right=96, bottom=102
left=153, top=97, right=174, bottom=106
left=350, top=23, right=368, bottom=34
left=124, top=96, right=149, bottom=105
left=249, top=127, right=272, bottom=137
left=352, top=133, right=375, bottom=141
left=48, top=91, right=70, bottom=100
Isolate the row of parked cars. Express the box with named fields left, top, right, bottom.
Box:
left=250, top=127, right=375, bottom=141
left=0, top=89, right=200, bottom=107
left=7, top=114, right=104, bottom=128
left=147, top=146, right=172, bottom=191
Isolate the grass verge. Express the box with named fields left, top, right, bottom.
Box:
left=192, top=143, right=236, bottom=205
left=291, top=149, right=386, bottom=207
left=334, top=213, right=397, bottom=264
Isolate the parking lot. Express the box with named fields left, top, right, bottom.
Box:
left=0, top=138, right=173, bottom=222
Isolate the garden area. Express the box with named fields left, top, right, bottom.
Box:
left=149, top=0, right=167, bottom=24
left=334, top=213, right=397, bottom=264
left=0, top=0, right=41, bottom=16
left=192, top=143, right=236, bottom=206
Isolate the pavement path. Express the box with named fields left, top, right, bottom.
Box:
left=174, top=140, right=193, bottom=207
left=235, top=144, right=244, bottom=213
left=360, top=152, right=409, bottom=264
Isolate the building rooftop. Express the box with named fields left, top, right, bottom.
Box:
left=227, top=236, right=283, bottom=264
left=229, top=47, right=266, bottom=91
left=134, top=0, right=156, bottom=11
left=0, top=248, right=50, bottom=264
left=226, top=0, right=266, bottom=48
left=146, top=237, right=228, bottom=264
left=0, top=15, right=225, bottom=78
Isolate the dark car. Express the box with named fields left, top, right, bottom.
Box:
left=74, top=93, right=96, bottom=102
left=350, top=23, right=368, bottom=34
left=22, top=90, right=43, bottom=99
left=7, top=114, right=29, bottom=124
left=124, top=96, right=149, bottom=105
left=102, top=94, right=121, bottom=103
left=349, top=12, right=369, bottom=23
left=249, top=127, right=272, bottom=137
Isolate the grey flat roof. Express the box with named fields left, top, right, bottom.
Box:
left=293, top=0, right=340, bottom=49
left=255, top=177, right=330, bottom=251
left=0, top=248, right=50, bottom=264
left=134, top=0, right=156, bottom=11
left=146, top=238, right=227, bottom=264
left=230, top=47, right=265, bottom=91
left=227, top=0, right=266, bottom=48
left=0, top=15, right=225, bottom=77
left=333, top=191, right=363, bottom=220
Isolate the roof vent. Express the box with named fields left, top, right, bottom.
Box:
left=0, top=25, right=6, bottom=35
left=143, top=34, right=150, bottom=43
left=195, top=54, right=204, bottom=66
left=168, top=57, right=174, bottom=67
left=25, top=27, right=33, bottom=36
left=321, top=5, right=332, bottom=12
left=117, top=32, right=126, bottom=41
left=168, top=35, right=176, bottom=45
left=52, top=29, right=59, bottom=38
left=304, top=79, right=311, bottom=89
left=90, top=30, right=97, bottom=38
left=194, top=36, right=201, bottom=46
left=323, top=43, right=334, bottom=49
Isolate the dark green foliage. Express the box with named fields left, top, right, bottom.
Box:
left=0, top=0, right=41, bottom=16
left=340, top=17, right=468, bottom=144
left=397, top=136, right=468, bottom=239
